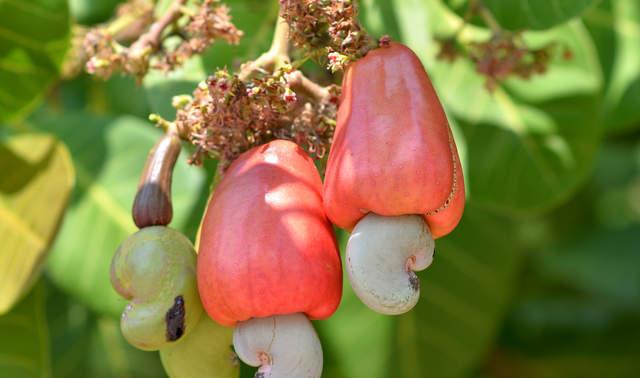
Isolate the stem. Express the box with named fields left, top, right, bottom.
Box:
left=238, top=16, right=291, bottom=81
left=105, top=1, right=155, bottom=42
left=285, top=71, right=331, bottom=102
left=133, top=0, right=187, bottom=51
left=106, top=11, right=146, bottom=36
left=269, top=16, right=291, bottom=60
left=149, top=114, right=189, bottom=140
left=475, top=0, right=502, bottom=34
left=449, top=0, right=476, bottom=39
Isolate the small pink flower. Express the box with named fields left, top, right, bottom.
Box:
left=283, top=88, right=297, bottom=103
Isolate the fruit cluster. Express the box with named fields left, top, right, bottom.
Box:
left=111, top=39, right=465, bottom=378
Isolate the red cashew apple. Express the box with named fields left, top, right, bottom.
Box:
left=198, top=140, right=342, bottom=377
left=323, top=42, right=465, bottom=315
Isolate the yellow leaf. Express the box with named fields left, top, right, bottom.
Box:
left=0, top=133, right=74, bottom=314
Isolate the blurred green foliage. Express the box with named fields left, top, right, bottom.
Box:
left=1, top=0, right=639, bottom=377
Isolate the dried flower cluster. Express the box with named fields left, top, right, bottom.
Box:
left=84, top=0, right=242, bottom=80
left=436, top=33, right=558, bottom=91
left=434, top=0, right=567, bottom=91
left=172, top=68, right=339, bottom=167
left=469, top=34, right=554, bottom=90
left=279, top=0, right=375, bottom=71
left=157, top=0, right=243, bottom=71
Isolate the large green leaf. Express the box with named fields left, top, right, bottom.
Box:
left=483, top=137, right=640, bottom=378
left=143, top=57, right=207, bottom=120
left=489, top=225, right=640, bottom=378
left=45, top=278, right=166, bottom=378
left=537, top=226, right=640, bottom=308
left=394, top=0, right=602, bottom=215
left=0, top=133, right=74, bottom=314
left=584, top=0, right=640, bottom=134
left=69, top=0, right=123, bottom=26
left=52, top=74, right=151, bottom=119
left=442, top=0, right=598, bottom=31
left=30, top=112, right=206, bottom=317
left=0, top=0, right=70, bottom=123
left=532, top=140, right=640, bottom=309
left=360, top=0, right=403, bottom=41
left=0, top=283, right=51, bottom=378
left=488, top=298, right=640, bottom=378
left=481, top=0, right=597, bottom=31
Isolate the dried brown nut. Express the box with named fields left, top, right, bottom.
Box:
left=132, top=133, right=181, bottom=228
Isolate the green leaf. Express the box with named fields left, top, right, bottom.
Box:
left=0, top=0, right=71, bottom=123
left=30, top=112, right=206, bottom=317
left=0, top=133, right=74, bottom=314
left=491, top=226, right=640, bottom=378
left=537, top=226, right=640, bottom=309
left=481, top=0, right=597, bottom=31
left=359, top=0, right=403, bottom=40
left=69, top=0, right=123, bottom=25
left=51, top=74, right=151, bottom=118
left=485, top=348, right=640, bottom=378
left=395, top=0, right=602, bottom=215
left=584, top=0, right=640, bottom=134
left=486, top=136, right=640, bottom=377
left=490, top=294, right=640, bottom=378
left=143, top=57, right=207, bottom=120
left=45, top=279, right=166, bottom=378
left=0, top=283, right=51, bottom=378
left=101, top=76, right=151, bottom=118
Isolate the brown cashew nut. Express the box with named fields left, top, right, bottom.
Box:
left=132, top=132, right=181, bottom=228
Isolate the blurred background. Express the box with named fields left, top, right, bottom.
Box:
left=1, top=0, right=639, bottom=377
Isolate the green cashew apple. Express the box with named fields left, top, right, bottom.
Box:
left=160, top=316, right=238, bottom=378
left=110, top=226, right=202, bottom=350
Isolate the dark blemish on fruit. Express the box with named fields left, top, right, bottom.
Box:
left=408, top=272, right=420, bottom=292
left=254, top=373, right=266, bottom=378
left=166, top=295, right=186, bottom=341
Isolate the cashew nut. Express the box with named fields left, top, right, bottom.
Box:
left=233, top=313, right=323, bottom=378
left=346, top=213, right=435, bottom=315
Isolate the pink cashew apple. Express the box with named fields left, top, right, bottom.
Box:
left=324, top=42, right=465, bottom=315
left=198, top=140, right=342, bottom=377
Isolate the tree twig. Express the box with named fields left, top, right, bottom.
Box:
left=285, top=71, right=332, bottom=102
left=238, top=16, right=291, bottom=81
left=130, top=0, right=187, bottom=54
left=475, top=0, right=502, bottom=34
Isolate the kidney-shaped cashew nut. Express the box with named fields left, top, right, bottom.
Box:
left=346, top=213, right=435, bottom=315
left=233, top=313, right=323, bottom=378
